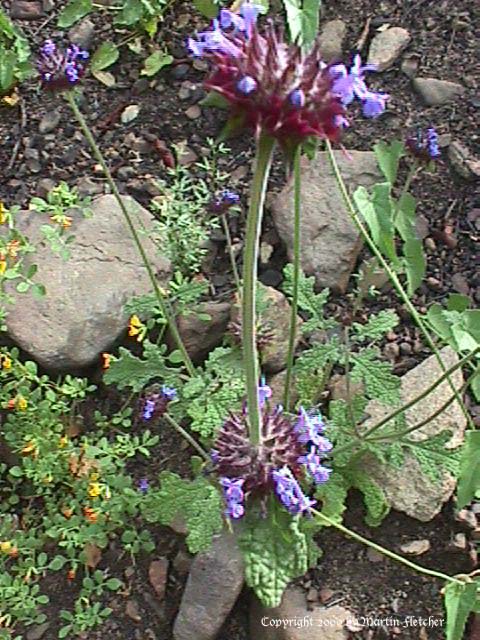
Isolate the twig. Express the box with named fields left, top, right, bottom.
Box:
left=7, top=98, right=27, bottom=173
left=355, top=17, right=371, bottom=51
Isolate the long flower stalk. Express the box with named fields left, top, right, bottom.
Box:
left=242, top=133, right=276, bottom=445
left=325, top=140, right=474, bottom=430
left=313, top=509, right=464, bottom=585
left=65, top=92, right=195, bottom=378
left=283, top=144, right=302, bottom=410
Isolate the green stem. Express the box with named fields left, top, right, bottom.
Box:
left=313, top=509, right=464, bottom=585
left=221, top=213, right=242, bottom=296
left=243, top=133, right=276, bottom=445
left=325, top=140, right=474, bottom=430
left=163, top=414, right=210, bottom=461
left=283, top=144, right=302, bottom=410
left=66, top=92, right=195, bottom=378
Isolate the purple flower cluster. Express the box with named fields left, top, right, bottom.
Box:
left=38, top=40, right=89, bottom=91
left=406, top=127, right=441, bottom=162
left=213, top=382, right=332, bottom=520
left=220, top=477, right=245, bottom=519
left=138, top=478, right=150, bottom=494
left=141, top=385, right=177, bottom=421
left=330, top=55, right=390, bottom=119
left=209, top=189, right=240, bottom=214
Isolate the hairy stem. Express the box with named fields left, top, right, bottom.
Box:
left=243, top=134, right=276, bottom=445
left=221, top=213, right=242, bottom=296
left=164, top=414, right=210, bottom=461
left=283, top=144, right=302, bottom=410
left=66, top=92, right=195, bottom=378
left=313, top=509, right=464, bottom=585
left=325, top=140, right=473, bottom=430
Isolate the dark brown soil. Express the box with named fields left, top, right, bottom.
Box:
left=0, top=0, right=479, bottom=639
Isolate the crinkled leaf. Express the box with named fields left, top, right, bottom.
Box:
left=103, top=341, right=170, bottom=392
left=456, top=431, right=480, bottom=509
left=352, top=310, right=399, bottom=343
left=315, top=473, right=348, bottom=524
left=401, top=431, right=461, bottom=484
left=141, top=51, right=173, bottom=76
left=58, top=0, right=93, bottom=28
left=350, top=348, right=401, bottom=404
left=239, top=499, right=312, bottom=607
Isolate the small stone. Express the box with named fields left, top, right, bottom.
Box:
left=171, top=301, right=231, bottom=362
left=366, top=548, right=384, bottom=563
left=318, top=587, right=335, bottom=604
left=133, top=78, right=150, bottom=95
left=11, top=1, right=43, bottom=19
left=171, top=64, right=189, bottom=80
left=451, top=273, right=470, bottom=295
left=39, top=110, right=61, bottom=134
left=69, top=18, right=95, bottom=49
left=117, top=165, right=137, bottom=181
left=400, top=55, right=419, bottom=78
left=413, top=78, right=465, bottom=106
left=455, top=509, right=478, bottom=530
left=399, top=539, right=431, bottom=555
left=36, top=178, right=56, bottom=199
left=192, top=59, right=208, bottom=72
left=426, top=276, right=442, bottom=291
left=384, top=342, right=400, bottom=360
left=259, top=269, right=282, bottom=288
left=318, top=20, right=347, bottom=62
left=77, top=177, right=104, bottom=197
left=173, top=548, right=193, bottom=576
left=367, top=27, right=411, bottom=71
left=185, top=105, right=201, bottom=120
left=448, top=141, right=480, bottom=181
left=399, top=342, right=412, bottom=355
left=26, top=623, right=51, bottom=640
left=424, top=237, right=436, bottom=252
left=452, top=533, right=467, bottom=550
left=148, top=558, right=169, bottom=601
left=126, top=599, right=142, bottom=623
left=177, top=146, right=198, bottom=166
left=306, top=587, right=318, bottom=602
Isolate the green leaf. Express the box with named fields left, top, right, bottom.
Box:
left=105, top=578, right=123, bottom=591
left=349, top=470, right=390, bottom=526
left=91, top=42, right=119, bottom=72
left=373, top=140, right=405, bottom=184
left=16, top=281, right=30, bottom=293
left=456, top=431, right=480, bottom=509
left=353, top=184, right=397, bottom=264
left=283, top=0, right=321, bottom=49
left=192, top=0, right=218, bottom=18
left=200, top=90, right=230, bottom=110
left=32, top=283, right=47, bottom=298
left=141, top=50, right=173, bottom=76
left=403, top=237, right=426, bottom=295
left=352, top=310, right=399, bottom=342
left=114, top=0, right=143, bottom=25
left=443, top=581, right=477, bottom=640
left=152, top=472, right=223, bottom=553
left=350, top=348, right=401, bottom=404
left=447, top=294, right=471, bottom=313
left=8, top=466, right=23, bottom=478
left=0, top=50, right=15, bottom=93
left=394, top=192, right=416, bottom=243
left=103, top=341, right=170, bottom=392
left=57, top=0, right=93, bottom=28
left=314, top=473, right=348, bottom=523
left=49, top=556, right=67, bottom=571
left=239, top=499, right=312, bottom=607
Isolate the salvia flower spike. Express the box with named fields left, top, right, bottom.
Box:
left=38, top=39, right=89, bottom=91
left=406, top=127, right=441, bottom=162
left=140, top=385, right=177, bottom=422
left=213, top=383, right=332, bottom=519
left=187, top=4, right=388, bottom=152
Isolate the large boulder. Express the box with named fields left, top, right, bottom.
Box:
left=6, top=194, right=171, bottom=370
left=271, top=151, right=382, bottom=293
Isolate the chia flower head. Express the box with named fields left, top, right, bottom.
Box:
left=272, top=466, right=316, bottom=516
left=138, top=478, right=149, bottom=494
left=220, top=476, right=245, bottom=519
left=187, top=2, right=348, bottom=151
left=209, top=189, right=241, bottom=214
left=406, top=127, right=441, bottom=162
left=140, top=385, right=177, bottom=421
left=38, top=39, right=89, bottom=91
left=330, top=55, right=389, bottom=118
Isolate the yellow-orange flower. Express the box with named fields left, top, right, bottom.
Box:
left=6, top=240, right=20, bottom=259
left=1, top=355, right=12, bottom=370
left=6, top=398, right=16, bottom=410
left=8, top=546, right=18, bottom=558
left=0, top=202, right=6, bottom=224
left=21, top=440, right=38, bottom=457
left=67, top=568, right=76, bottom=581
left=0, top=541, right=12, bottom=553
left=84, top=507, right=98, bottom=523
left=58, top=436, right=69, bottom=448
left=101, top=353, right=111, bottom=369
left=62, top=507, right=73, bottom=519
left=0, top=260, right=6, bottom=275
left=17, top=397, right=28, bottom=411
left=128, top=315, right=145, bottom=342
left=88, top=482, right=102, bottom=498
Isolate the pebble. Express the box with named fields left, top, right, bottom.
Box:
left=400, top=55, right=419, bottom=78
left=448, top=141, right=480, bottom=181
left=171, top=64, right=189, bottom=80
left=259, top=269, right=282, bottom=288
left=39, top=110, right=61, bottom=134
left=384, top=342, right=400, bottom=361
left=426, top=276, right=442, bottom=291
left=413, top=78, right=465, bottom=105
left=367, top=27, right=411, bottom=71
left=318, top=587, right=335, bottom=604
left=36, top=178, right=56, bottom=198
left=126, top=599, right=142, bottom=623
left=399, top=539, right=431, bottom=556
left=77, top=176, right=104, bottom=197
left=399, top=342, right=412, bottom=355
left=318, top=19, right=347, bottom=62
left=11, top=0, right=43, bottom=19
left=148, top=558, right=169, bottom=601
left=366, top=548, right=384, bottom=563
left=133, top=78, right=150, bottom=95
left=451, top=273, right=470, bottom=295
left=26, top=623, right=51, bottom=640
left=177, top=146, right=198, bottom=166
left=173, top=548, right=193, bottom=576
left=452, top=533, right=468, bottom=550
left=69, top=18, right=95, bottom=49
left=185, top=105, right=201, bottom=120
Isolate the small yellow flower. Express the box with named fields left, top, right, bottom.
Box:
left=1, top=355, right=12, bottom=370
left=6, top=240, right=20, bottom=259
left=101, top=353, right=111, bottom=370
left=88, top=482, right=102, bottom=498
left=17, top=397, right=28, bottom=411
left=0, top=541, right=12, bottom=554
left=42, top=475, right=53, bottom=484
left=128, top=315, right=146, bottom=342
left=21, top=440, right=37, bottom=456
left=0, top=202, right=6, bottom=225
left=58, top=436, right=69, bottom=448
left=62, top=217, right=73, bottom=229
left=90, top=472, right=99, bottom=481
left=0, top=260, right=6, bottom=275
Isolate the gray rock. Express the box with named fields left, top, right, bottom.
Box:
left=367, top=27, right=411, bottom=71
left=271, top=151, right=382, bottom=293
left=76, top=177, right=104, bottom=197
left=448, top=141, right=480, bottom=181
left=173, top=532, right=244, bottom=640
left=69, top=18, right=95, bottom=49
left=413, top=77, right=465, bottom=105
left=172, top=301, right=231, bottom=362
left=318, top=20, right=347, bottom=62
left=39, top=110, right=61, bottom=134
left=6, top=195, right=171, bottom=370
left=268, top=369, right=299, bottom=407
left=26, top=623, right=51, bottom=640
left=250, top=587, right=351, bottom=640
left=36, top=178, right=56, bottom=199
left=360, top=347, right=467, bottom=521
left=260, top=284, right=302, bottom=373
left=11, top=1, right=43, bottom=19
